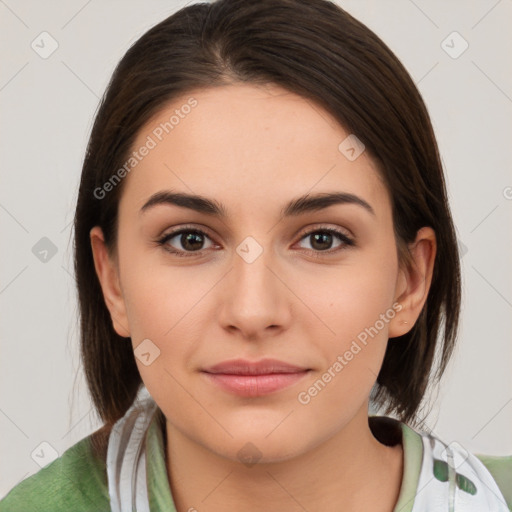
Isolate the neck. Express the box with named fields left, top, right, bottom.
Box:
left=164, top=405, right=404, bottom=512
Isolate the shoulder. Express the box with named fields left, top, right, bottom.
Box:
left=475, top=453, right=512, bottom=509
left=0, top=425, right=111, bottom=512
left=388, top=418, right=512, bottom=511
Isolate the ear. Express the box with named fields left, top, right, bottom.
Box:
left=388, top=226, right=437, bottom=338
left=89, top=226, right=131, bottom=338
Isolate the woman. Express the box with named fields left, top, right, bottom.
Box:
left=1, top=0, right=510, bottom=510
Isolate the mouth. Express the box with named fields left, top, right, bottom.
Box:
left=201, top=358, right=311, bottom=397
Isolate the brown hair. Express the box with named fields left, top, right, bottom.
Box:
left=74, top=0, right=461, bottom=433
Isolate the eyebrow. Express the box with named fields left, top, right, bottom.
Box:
left=139, top=190, right=375, bottom=218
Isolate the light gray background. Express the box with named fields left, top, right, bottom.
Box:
left=1, top=0, right=511, bottom=498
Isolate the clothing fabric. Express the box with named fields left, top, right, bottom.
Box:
left=1, top=389, right=511, bottom=511
left=106, top=388, right=158, bottom=512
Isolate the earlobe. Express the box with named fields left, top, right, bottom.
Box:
left=89, top=226, right=131, bottom=338
left=388, top=227, right=437, bottom=338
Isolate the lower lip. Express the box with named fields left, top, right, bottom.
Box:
left=202, top=371, right=310, bottom=397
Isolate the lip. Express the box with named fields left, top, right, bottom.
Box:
left=201, top=358, right=311, bottom=397
left=203, top=358, right=309, bottom=375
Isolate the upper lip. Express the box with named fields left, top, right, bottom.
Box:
left=202, top=358, right=310, bottom=375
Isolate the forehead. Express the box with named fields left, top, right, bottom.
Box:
left=119, top=83, right=390, bottom=220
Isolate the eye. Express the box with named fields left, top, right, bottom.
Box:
left=295, top=226, right=355, bottom=256
left=157, top=226, right=215, bottom=257
left=156, top=224, right=355, bottom=258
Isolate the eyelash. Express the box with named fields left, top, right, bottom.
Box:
left=156, top=224, right=355, bottom=259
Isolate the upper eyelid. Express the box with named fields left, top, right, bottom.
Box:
left=161, top=224, right=217, bottom=242
left=297, top=225, right=352, bottom=238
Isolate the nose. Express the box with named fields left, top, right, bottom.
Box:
left=217, top=237, right=291, bottom=340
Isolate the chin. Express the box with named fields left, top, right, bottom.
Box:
left=206, top=431, right=310, bottom=467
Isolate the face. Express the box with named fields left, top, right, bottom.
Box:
left=91, top=83, right=425, bottom=464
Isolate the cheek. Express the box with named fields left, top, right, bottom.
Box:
left=294, top=274, right=397, bottom=424
left=296, top=242, right=398, bottom=346
left=119, top=250, right=219, bottom=394
left=120, top=242, right=210, bottom=340
left=292, top=242, right=398, bottom=397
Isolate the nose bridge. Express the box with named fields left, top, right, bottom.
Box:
left=232, top=233, right=276, bottom=300
left=219, top=231, right=286, bottom=333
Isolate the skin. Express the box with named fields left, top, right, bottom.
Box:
left=90, top=83, right=436, bottom=512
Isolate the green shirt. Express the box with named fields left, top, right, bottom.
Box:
left=1, top=411, right=510, bottom=511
